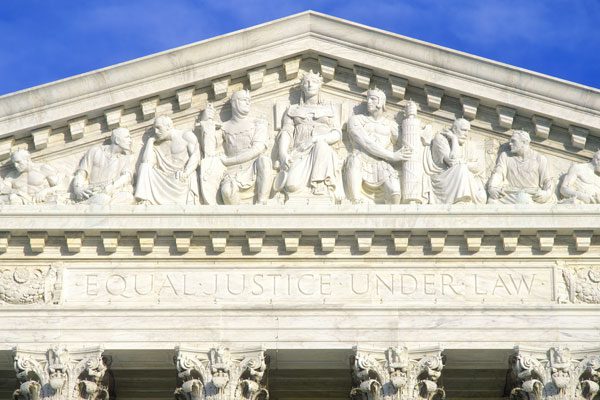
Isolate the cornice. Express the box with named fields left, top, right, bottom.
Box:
left=0, top=205, right=597, bottom=255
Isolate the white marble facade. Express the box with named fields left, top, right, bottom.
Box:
left=0, top=10, right=599, bottom=400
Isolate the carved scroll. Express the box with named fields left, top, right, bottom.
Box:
left=350, top=345, right=445, bottom=400
left=174, top=346, right=269, bottom=400
left=13, top=346, right=113, bottom=400
left=509, top=348, right=547, bottom=400
left=0, top=265, right=61, bottom=305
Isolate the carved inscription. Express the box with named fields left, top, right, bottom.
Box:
left=68, top=267, right=552, bottom=305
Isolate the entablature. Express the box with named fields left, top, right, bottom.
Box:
left=0, top=205, right=597, bottom=255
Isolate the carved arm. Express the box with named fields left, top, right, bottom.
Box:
left=183, top=132, right=201, bottom=178
left=348, top=116, right=400, bottom=162
left=221, top=120, right=268, bottom=167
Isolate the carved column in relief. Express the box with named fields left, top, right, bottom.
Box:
left=12, top=346, right=114, bottom=400
left=507, top=346, right=600, bottom=400
left=174, top=346, right=269, bottom=400
left=350, top=345, right=445, bottom=400
left=400, top=101, right=429, bottom=204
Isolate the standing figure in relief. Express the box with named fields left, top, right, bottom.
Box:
left=560, top=150, right=600, bottom=203
left=423, top=118, right=487, bottom=204
left=0, top=149, right=60, bottom=204
left=344, top=88, right=412, bottom=204
left=487, top=130, right=555, bottom=204
left=135, top=115, right=200, bottom=205
left=72, top=127, right=135, bottom=205
left=199, top=90, right=272, bottom=205
left=275, top=71, right=342, bottom=199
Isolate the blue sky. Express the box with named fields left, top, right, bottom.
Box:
left=1, top=0, right=599, bottom=95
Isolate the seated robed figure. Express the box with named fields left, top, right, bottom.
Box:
left=199, top=90, right=272, bottom=205
left=487, top=130, right=555, bottom=204
left=424, top=118, right=487, bottom=204
left=72, top=127, right=135, bottom=205
left=275, top=71, right=342, bottom=200
left=135, top=115, right=201, bottom=205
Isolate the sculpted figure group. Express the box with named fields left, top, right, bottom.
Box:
left=1, top=71, right=598, bottom=207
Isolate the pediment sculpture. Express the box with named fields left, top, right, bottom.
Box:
left=198, top=90, right=272, bottom=205
left=344, top=88, right=412, bottom=204
left=135, top=115, right=201, bottom=205
left=488, top=130, right=556, bottom=205
left=0, top=149, right=60, bottom=205
left=72, top=127, right=135, bottom=205
left=274, top=70, right=343, bottom=203
left=560, top=150, right=600, bottom=204
left=423, top=117, right=487, bottom=204
left=1, top=69, right=598, bottom=208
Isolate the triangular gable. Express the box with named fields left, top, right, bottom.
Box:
left=0, top=11, right=598, bottom=163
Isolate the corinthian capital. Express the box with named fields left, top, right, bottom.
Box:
left=174, top=346, right=268, bottom=400
left=12, top=345, right=112, bottom=400
left=351, top=345, right=445, bottom=400
left=508, top=345, right=600, bottom=400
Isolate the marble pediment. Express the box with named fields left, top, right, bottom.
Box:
left=0, top=10, right=598, bottom=212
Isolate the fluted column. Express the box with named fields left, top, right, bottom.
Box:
left=12, top=345, right=114, bottom=400
left=350, top=345, right=445, bottom=400
left=174, top=346, right=268, bottom=400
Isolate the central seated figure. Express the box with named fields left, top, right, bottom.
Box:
left=275, top=71, right=342, bottom=203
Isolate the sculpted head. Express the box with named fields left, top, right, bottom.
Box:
left=154, top=115, right=174, bottom=141
left=509, top=130, right=531, bottom=156
left=231, top=90, right=251, bottom=118
left=11, top=149, right=31, bottom=173
left=300, top=70, right=323, bottom=101
left=451, top=118, right=471, bottom=145
left=592, top=150, right=600, bottom=174
left=366, top=88, right=386, bottom=114
left=111, top=127, right=132, bottom=153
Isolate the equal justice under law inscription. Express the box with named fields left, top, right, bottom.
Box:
left=68, top=264, right=552, bottom=305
